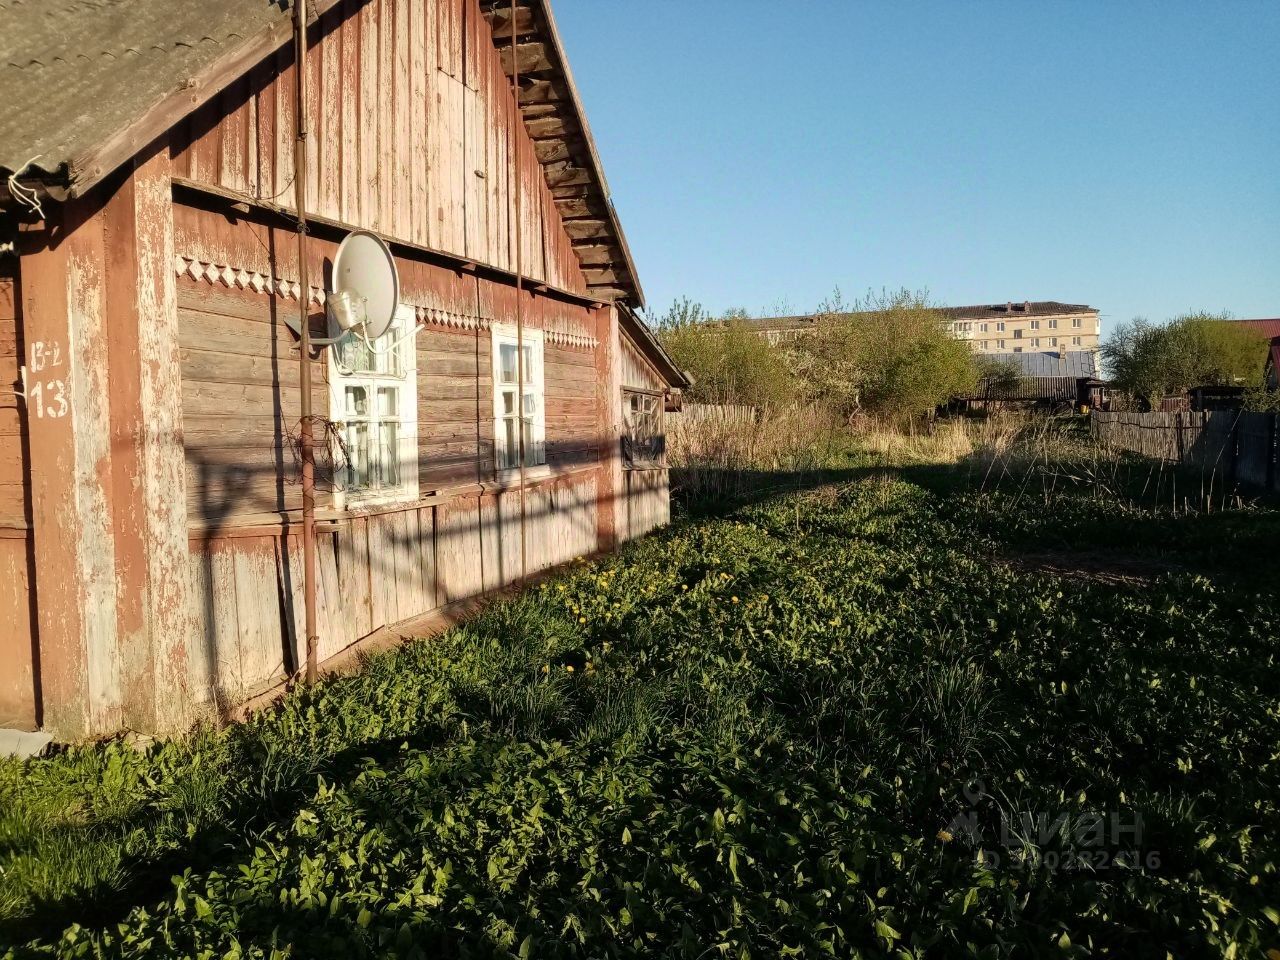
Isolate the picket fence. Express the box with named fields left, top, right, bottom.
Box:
left=1091, top=410, right=1280, bottom=492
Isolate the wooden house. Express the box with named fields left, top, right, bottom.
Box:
left=0, top=0, right=687, bottom=739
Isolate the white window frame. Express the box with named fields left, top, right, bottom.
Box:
left=491, top=324, right=548, bottom=478
left=328, top=304, right=420, bottom=508
left=1030, top=320, right=1040, bottom=330
left=997, top=321, right=1006, bottom=332
left=1049, top=318, right=1058, bottom=329
left=1072, top=318, right=1083, bottom=328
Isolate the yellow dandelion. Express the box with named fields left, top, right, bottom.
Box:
left=566, top=665, right=575, bottom=673
left=579, top=616, right=587, bottom=624
left=541, top=664, right=549, bottom=674
left=937, top=829, right=953, bottom=843
left=731, top=596, right=739, bottom=604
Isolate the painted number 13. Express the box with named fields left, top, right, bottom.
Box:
left=28, top=380, right=68, bottom=419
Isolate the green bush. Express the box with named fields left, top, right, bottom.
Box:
left=788, top=288, right=979, bottom=421
left=1102, top=312, right=1269, bottom=405
left=654, top=300, right=796, bottom=407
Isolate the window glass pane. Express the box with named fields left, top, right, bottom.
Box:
left=340, top=336, right=375, bottom=374
left=522, top=419, right=536, bottom=466
left=502, top=418, right=518, bottom=469
left=378, top=386, right=398, bottom=417
left=522, top=391, right=536, bottom=416
left=522, top=344, right=535, bottom=382
left=502, top=390, right=516, bottom=416
left=346, top=385, right=368, bottom=417
left=378, top=421, right=399, bottom=487
left=346, top=421, right=369, bottom=491
left=500, top=344, right=518, bottom=384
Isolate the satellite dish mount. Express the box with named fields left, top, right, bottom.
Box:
left=284, top=230, right=420, bottom=351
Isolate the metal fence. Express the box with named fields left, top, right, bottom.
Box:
left=1091, top=410, right=1279, bottom=491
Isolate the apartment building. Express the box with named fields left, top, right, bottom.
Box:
left=947, top=302, right=1100, bottom=355
left=746, top=301, right=1101, bottom=356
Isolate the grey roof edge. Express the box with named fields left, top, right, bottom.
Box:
left=619, top=303, right=691, bottom=391
left=0, top=0, right=340, bottom=201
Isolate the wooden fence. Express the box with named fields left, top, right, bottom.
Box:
left=1092, top=410, right=1279, bottom=492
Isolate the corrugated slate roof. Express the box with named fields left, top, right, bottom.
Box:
left=0, top=0, right=297, bottom=184
left=938, top=301, right=1096, bottom=321
left=993, top=350, right=1099, bottom=379
left=747, top=301, right=1097, bottom=333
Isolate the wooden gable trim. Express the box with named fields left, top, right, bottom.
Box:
left=481, top=0, right=645, bottom=308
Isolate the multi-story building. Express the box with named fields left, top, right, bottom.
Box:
left=947, top=302, right=1100, bottom=355
left=746, top=301, right=1101, bottom=356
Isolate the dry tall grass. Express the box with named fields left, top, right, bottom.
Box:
left=667, top=404, right=847, bottom=505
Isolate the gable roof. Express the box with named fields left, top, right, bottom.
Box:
left=1229, top=318, right=1280, bottom=340
left=747, top=301, right=1098, bottom=334
left=0, top=0, right=644, bottom=307
left=938, top=301, right=1097, bottom=321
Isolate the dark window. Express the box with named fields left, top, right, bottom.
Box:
left=622, top=390, right=664, bottom=467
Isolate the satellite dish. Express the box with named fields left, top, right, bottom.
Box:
left=329, top=231, right=399, bottom=341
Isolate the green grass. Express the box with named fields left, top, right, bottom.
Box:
left=2, top=466, right=1279, bottom=958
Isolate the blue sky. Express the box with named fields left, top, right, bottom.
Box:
left=553, top=1, right=1280, bottom=336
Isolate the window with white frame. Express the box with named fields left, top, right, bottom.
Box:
left=1072, top=318, right=1083, bottom=328
left=1050, top=337, right=1058, bottom=347
left=998, top=339, right=1006, bottom=349
left=491, top=324, right=546, bottom=473
left=997, top=321, right=1006, bottom=332
left=1049, top=318, right=1058, bottom=329
left=1032, top=338, right=1040, bottom=348
left=1073, top=336, right=1082, bottom=346
left=329, top=304, right=419, bottom=504
left=980, top=322, right=989, bottom=333
left=1030, top=320, right=1040, bottom=330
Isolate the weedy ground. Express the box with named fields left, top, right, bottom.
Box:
left=2, top=424, right=1279, bottom=959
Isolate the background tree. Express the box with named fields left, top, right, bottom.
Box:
left=791, top=288, right=978, bottom=421
left=654, top=299, right=796, bottom=406
left=1102, top=312, right=1268, bottom=404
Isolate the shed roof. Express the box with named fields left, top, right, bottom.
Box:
left=0, top=0, right=645, bottom=308
left=990, top=350, right=1099, bottom=379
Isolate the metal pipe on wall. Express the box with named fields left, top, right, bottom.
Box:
left=292, top=0, right=320, bottom=684
left=512, top=0, right=527, bottom=584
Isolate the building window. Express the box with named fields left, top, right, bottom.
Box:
left=1049, top=319, right=1058, bottom=329
left=329, top=305, right=419, bottom=504
left=491, top=324, right=546, bottom=473
left=1032, top=338, right=1040, bottom=348
left=1050, top=337, right=1058, bottom=347
left=980, top=323, right=989, bottom=333
left=1013, top=347, right=1023, bottom=353
left=998, top=339, right=1006, bottom=349
left=1030, top=320, right=1040, bottom=330
left=622, top=389, right=664, bottom=467
left=1072, top=318, right=1082, bottom=328
left=1072, top=336, right=1082, bottom=346
left=1014, top=328, right=1023, bottom=339
left=997, top=321, right=1006, bottom=332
